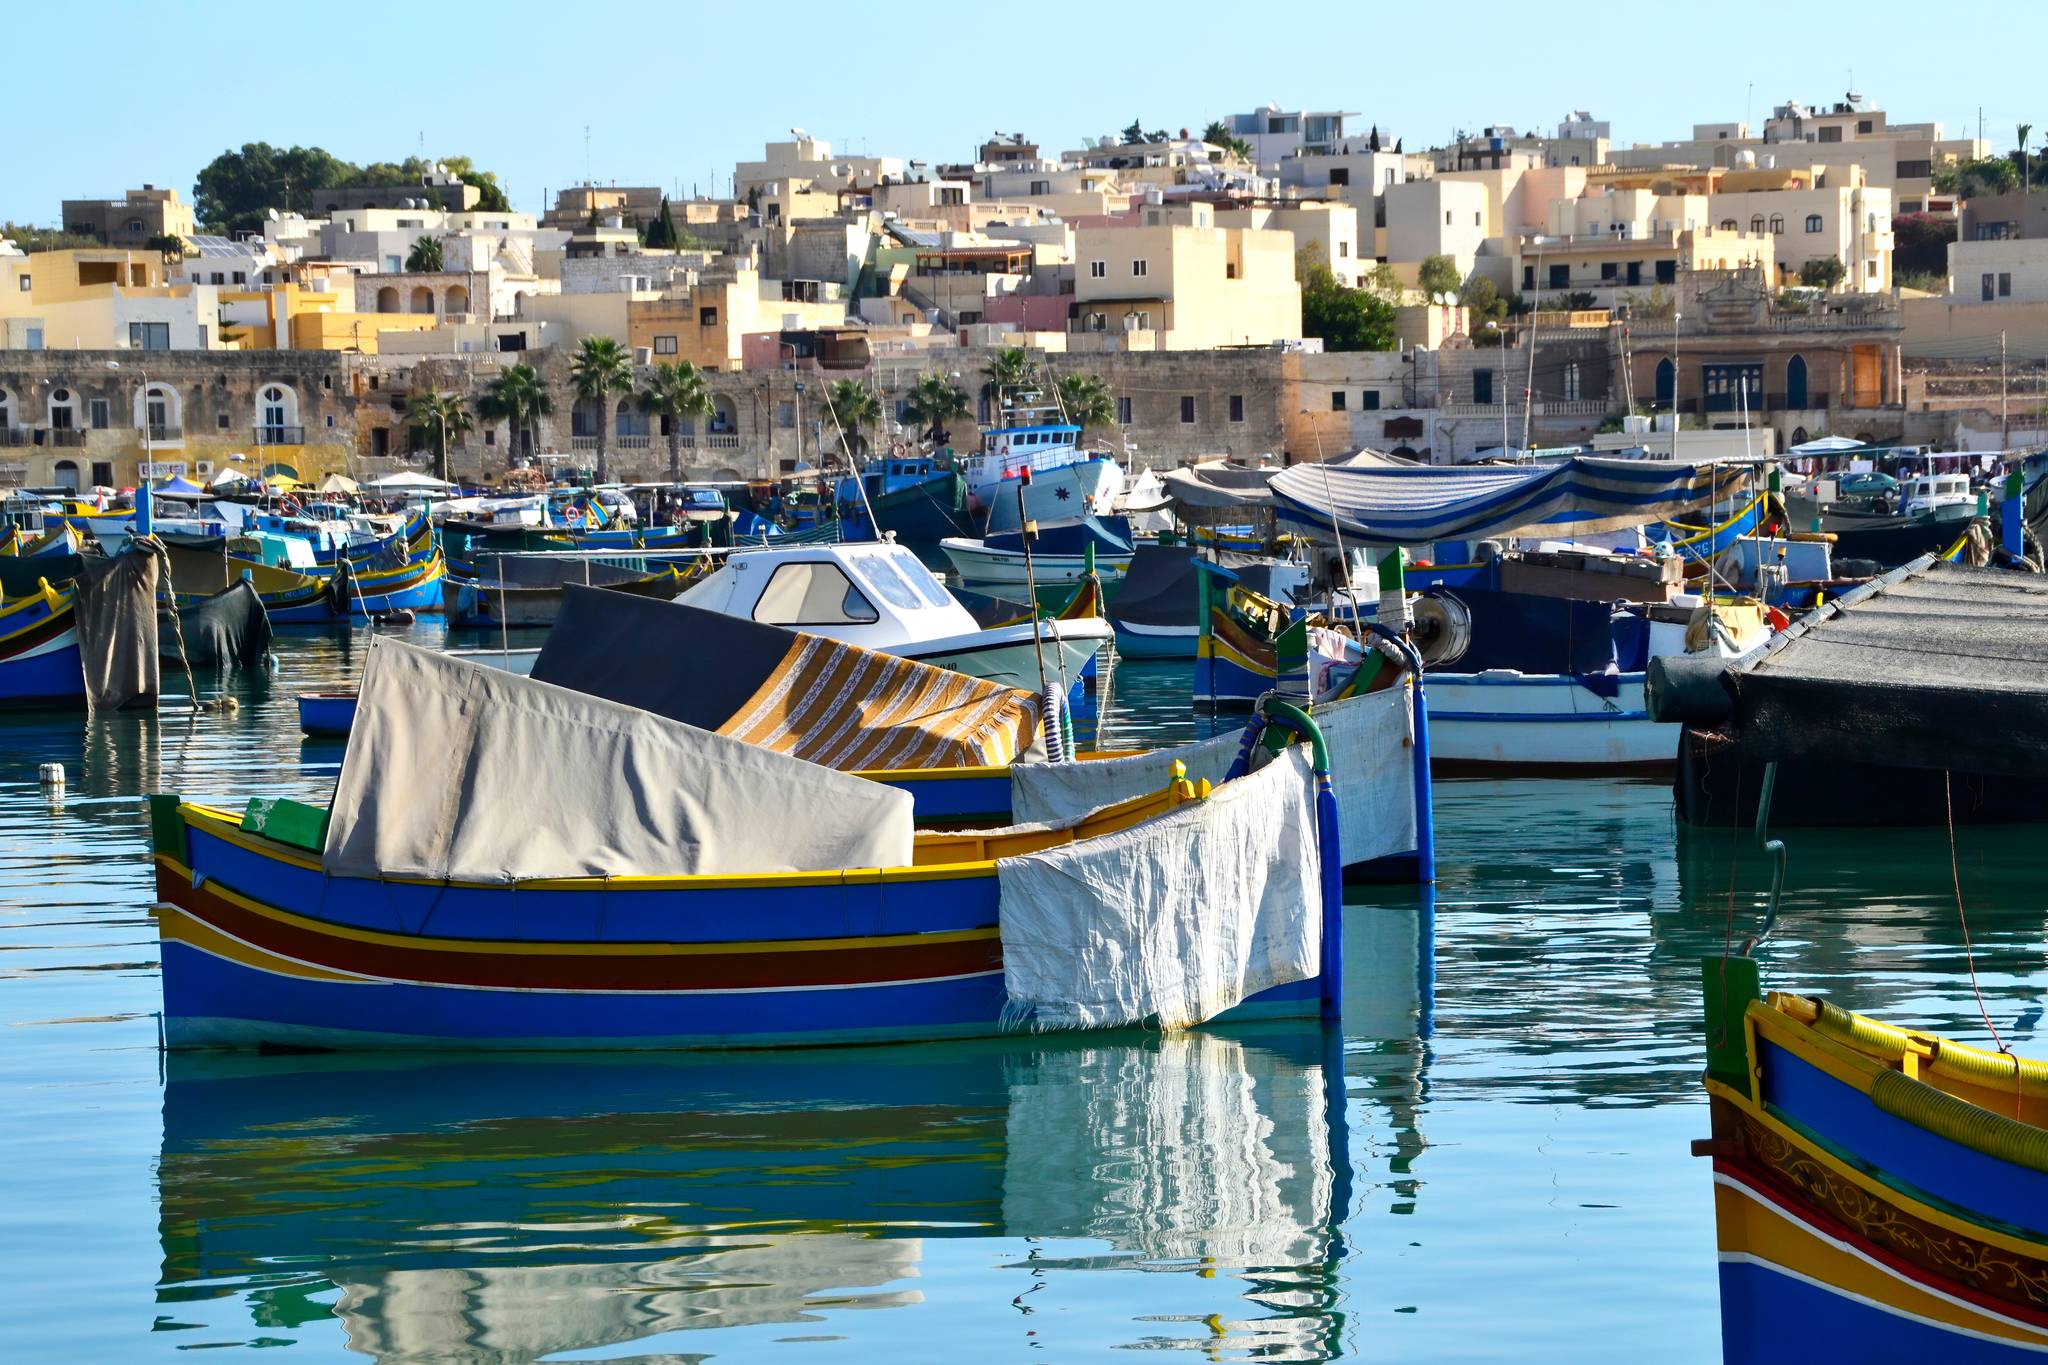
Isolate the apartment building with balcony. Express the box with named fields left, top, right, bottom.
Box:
left=1220, top=106, right=1360, bottom=172
left=1704, top=166, right=1893, bottom=291
left=1071, top=202, right=1300, bottom=351
left=58, top=186, right=197, bottom=247
left=1509, top=190, right=1771, bottom=303
left=0, top=249, right=221, bottom=352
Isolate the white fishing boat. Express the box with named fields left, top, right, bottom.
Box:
left=980, top=455, right=1126, bottom=535
left=676, top=540, right=1110, bottom=694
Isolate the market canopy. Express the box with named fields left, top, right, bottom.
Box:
left=206, top=466, right=252, bottom=487
left=1789, top=435, right=1865, bottom=455
left=152, top=476, right=207, bottom=498
left=368, top=472, right=456, bottom=490
left=317, top=473, right=361, bottom=494
left=1269, top=456, right=1751, bottom=546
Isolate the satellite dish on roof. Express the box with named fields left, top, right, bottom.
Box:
left=267, top=208, right=279, bottom=222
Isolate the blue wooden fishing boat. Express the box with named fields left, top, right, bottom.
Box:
left=155, top=629, right=1350, bottom=1049
left=1703, top=965, right=2048, bottom=1359
left=835, top=454, right=972, bottom=562
left=162, top=539, right=446, bottom=622
left=0, top=580, right=84, bottom=708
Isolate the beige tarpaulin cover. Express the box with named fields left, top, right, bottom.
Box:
left=324, top=638, right=914, bottom=882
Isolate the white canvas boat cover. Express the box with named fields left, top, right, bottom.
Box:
left=1009, top=686, right=1415, bottom=868
left=1270, top=456, right=1750, bottom=545
left=996, top=746, right=1321, bottom=1032
left=324, top=638, right=913, bottom=882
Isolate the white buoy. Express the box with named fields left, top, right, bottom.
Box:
left=38, top=763, right=64, bottom=790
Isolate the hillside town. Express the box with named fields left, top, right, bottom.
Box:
left=0, top=92, right=2039, bottom=493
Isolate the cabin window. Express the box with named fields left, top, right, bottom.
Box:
left=753, top=561, right=879, bottom=626
left=848, top=553, right=926, bottom=612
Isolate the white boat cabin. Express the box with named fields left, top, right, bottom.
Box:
left=1899, top=473, right=1974, bottom=518
left=675, top=542, right=982, bottom=648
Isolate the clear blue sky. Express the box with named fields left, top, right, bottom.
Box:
left=4, top=0, right=2040, bottom=226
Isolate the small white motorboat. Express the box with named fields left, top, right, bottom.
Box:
left=676, top=540, right=1111, bottom=694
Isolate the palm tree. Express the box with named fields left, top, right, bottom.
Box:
left=570, top=335, right=634, bottom=482
left=405, top=390, right=474, bottom=483
left=637, top=360, right=714, bottom=484
left=1199, top=120, right=1253, bottom=162
left=475, top=361, right=553, bottom=464
left=1056, top=372, right=1116, bottom=440
left=2021, top=123, right=2034, bottom=196
left=823, top=378, right=883, bottom=466
left=902, top=371, right=971, bottom=446
left=405, top=235, right=444, bottom=273
left=980, top=347, right=1036, bottom=415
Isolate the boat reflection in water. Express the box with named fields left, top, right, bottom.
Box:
left=153, top=900, right=1432, bottom=1360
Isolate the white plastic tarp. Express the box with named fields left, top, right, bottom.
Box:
left=324, top=638, right=914, bottom=882
left=996, top=746, right=1321, bottom=1031
left=1009, top=686, right=1415, bottom=870
left=1008, top=727, right=1245, bottom=827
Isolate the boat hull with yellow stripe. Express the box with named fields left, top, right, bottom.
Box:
left=149, top=759, right=1336, bottom=1050
left=1701, top=967, right=2048, bottom=1360
left=0, top=579, right=84, bottom=707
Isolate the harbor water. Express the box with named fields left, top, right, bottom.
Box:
left=3, top=623, right=2043, bottom=1361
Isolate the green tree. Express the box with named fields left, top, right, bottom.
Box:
left=570, top=335, right=635, bottom=483
left=1932, top=156, right=2019, bottom=199
left=1799, top=257, right=1848, bottom=291
left=405, top=390, right=474, bottom=484
left=824, top=379, right=883, bottom=464
left=143, top=234, right=188, bottom=267
left=1460, top=276, right=1508, bottom=343
left=475, top=361, right=553, bottom=462
left=1056, top=372, right=1117, bottom=437
left=902, top=371, right=971, bottom=445
left=1363, top=261, right=1402, bottom=299
left=1199, top=120, right=1253, bottom=161
left=1, top=222, right=100, bottom=252
left=193, top=142, right=352, bottom=234
left=404, top=235, right=444, bottom=273
left=980, top=346, right=1036, bottom=408
left=1299, top=247, right=1396, bottom=352
left=637, top=360, right=714, bottom=484
left=642, top=196, right=681, bottom=249
left=1417, top=254, right=1462, bottom=298
left=1892, top=213, right=1956, bottom=277
left=440, top=155, right=511, bottom=213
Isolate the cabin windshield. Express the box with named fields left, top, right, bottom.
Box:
left=752, top=561, right=879, bottom=626
left=847, top=552, right=927, bottom=612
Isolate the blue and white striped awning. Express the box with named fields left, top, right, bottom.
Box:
left=1269, top=457, right=1752, bottom=546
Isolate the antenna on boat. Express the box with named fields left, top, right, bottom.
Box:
left=1014, top=469, right=1063, bottom=760
left=823, top=384, right=884, bottom=544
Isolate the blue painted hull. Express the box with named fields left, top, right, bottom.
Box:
left=0, top=632, right=84, bottom=707
left=1717, top=1257, right=2038, bottom=1363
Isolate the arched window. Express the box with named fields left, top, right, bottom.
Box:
left=1719, top=219, right=1738, bottom=231
left=1790, top=426, right=1809, bottom=447
left=0, top=388, right=11, bottom=430
left=1563, top=361, right=1581, bottom=401
left=1655, top=358, right=1675, bottom=409
left=376, top=286, right=399, bottom=314
left=52, top=459, right=79, bottom=492
left=615, top=399, right=649, bottom=438
left=1805, top=214, right=1823, bottom=233
left=47, top=387, right=77, bottom=430
left=410, top=286, right=434, bottom=314
left=709, top=397, right=737, bottom=435
left=1769, top=215, right=1784, bottom=234
left=1750, top=215, right=1765, bottom=234
left=571, top=397, right=602, bottom=439
left=133, top=382, right=182, bottom=435
left=257, top=385, right=299, bottom=444
left=1785, top=354, right=1809, bottom=410
left=445, top=284, right=470, bottom=315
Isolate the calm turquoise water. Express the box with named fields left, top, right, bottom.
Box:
left=3, top=626, right=2044, bottom=1361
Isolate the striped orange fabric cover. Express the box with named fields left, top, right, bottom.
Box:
left=717, top=633, right=1041, bottom=770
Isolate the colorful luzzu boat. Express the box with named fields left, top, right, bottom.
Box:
left=155, top=637, right=1347, bottom=1050
left=0, top=579, right=84, bottom=707
left=164, top=540, right=446, bottom=621
left=1701, top=965, right=2048, bottom=1359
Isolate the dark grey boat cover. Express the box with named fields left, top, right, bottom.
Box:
left=169, top=581, right=272, bottom=669
left=1726, top=557, right=2048, bottom=778
left=478, top=554, right=675, bottom=590
left=534, top=587, right=805, bottom=729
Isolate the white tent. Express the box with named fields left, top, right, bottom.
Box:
left=318, top=472, right=362, bottom=494
left=207, top=465, right=253, bottom=488
left=367, top=471, right=456, bottom=490
left=1790, top=435, right=1864, bottom=455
